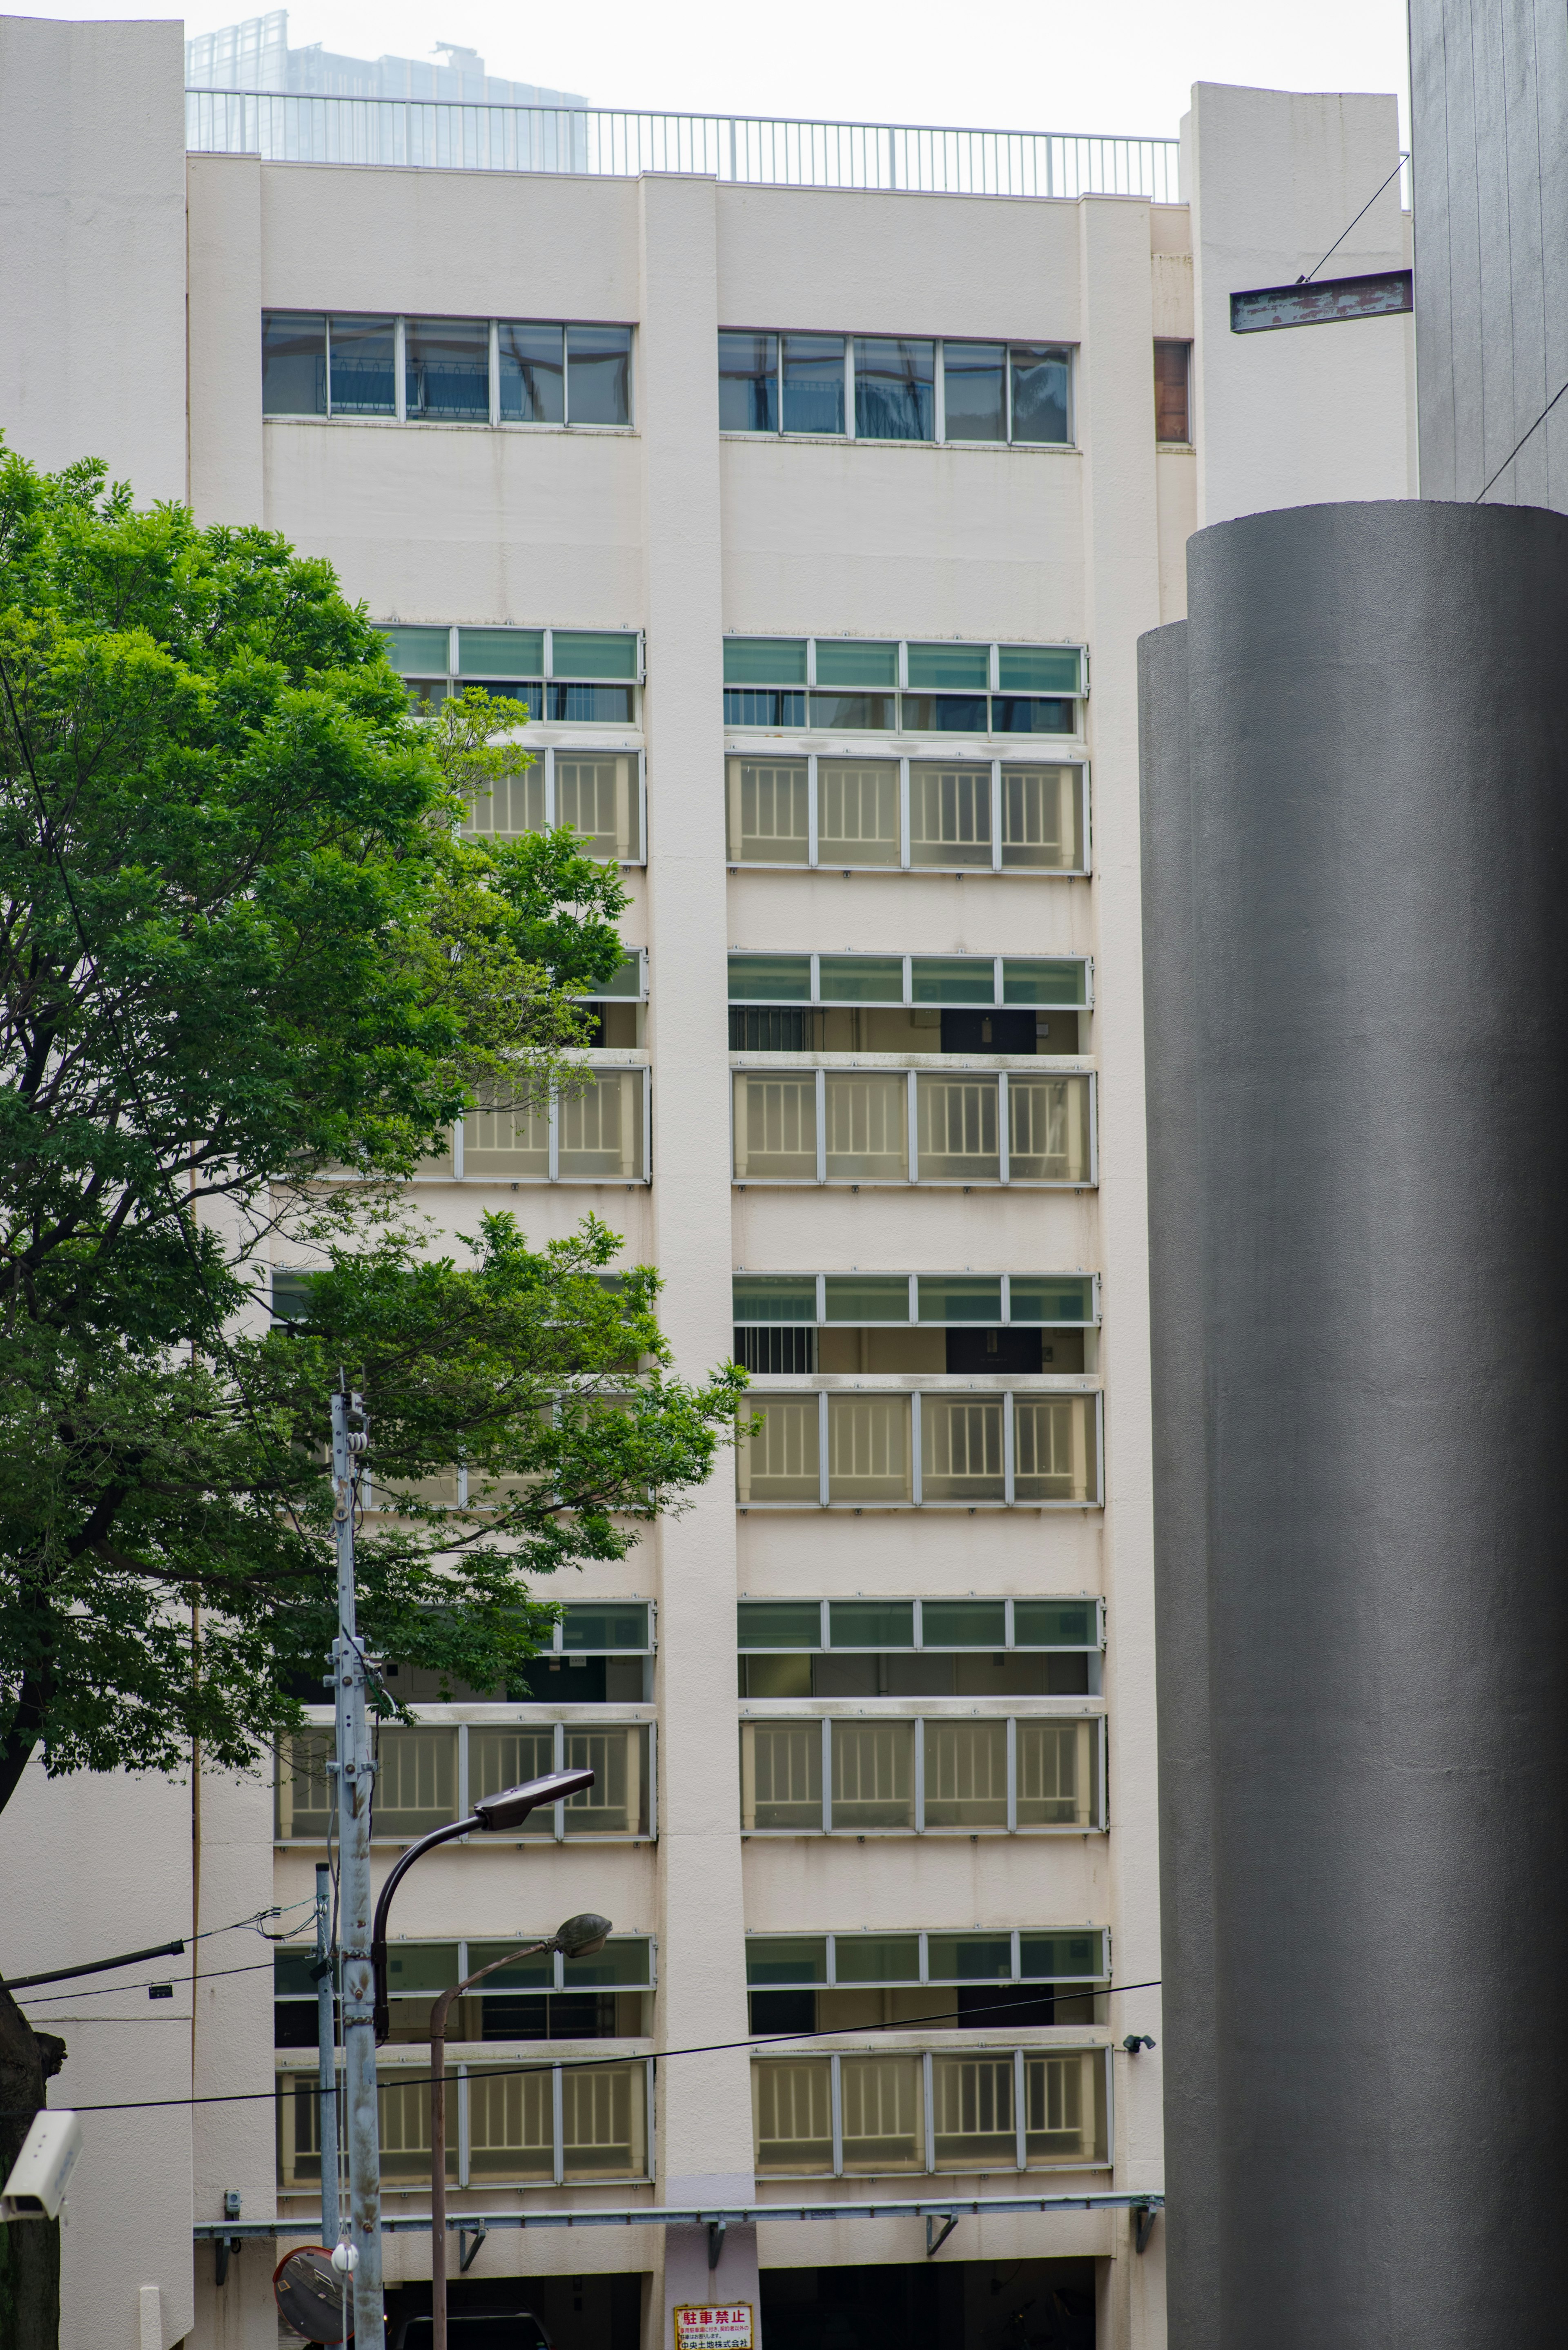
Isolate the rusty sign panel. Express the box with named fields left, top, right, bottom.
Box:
left=1230, top=269, right=1413, bottom=333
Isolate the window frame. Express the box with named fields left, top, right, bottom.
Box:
left=724, top=751, right=1089, bottom=876
left=750, top=2045, right=1110, bottom=2179
left=731, top=1273, right=1100, bottom=1329
left=263, top=313, right=637, bottom=430
left=737, top=1710, right=1108, bottom=1835
left=727, top=952, right=1091, bottom=1012
left=274, top=1717, right=659, bottom=1845
left=718, top=330, right=1075, bottom=450
left=735, top=1596, right=1103, bottom=1654
left=728, top=1067, right=1098, bottom=1189
left=744, top=1925, right=1109, bottom=1989
left=735, top=1389, right=1104, bottom=1509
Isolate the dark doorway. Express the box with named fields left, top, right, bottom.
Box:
left=761, top=2258, right=1096, bottom=2350
left=385, top=2270, right=644, bottom=2350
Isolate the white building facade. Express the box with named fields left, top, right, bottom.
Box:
left=0, top=19, right=1414, bottom=2349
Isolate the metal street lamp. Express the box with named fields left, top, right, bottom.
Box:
left=428, top=1912, right=612, bottom=2350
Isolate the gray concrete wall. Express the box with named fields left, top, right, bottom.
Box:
left=1410, top=0, right=1568, bottom=505
left=1139, top=498, right=1568, bottom=2345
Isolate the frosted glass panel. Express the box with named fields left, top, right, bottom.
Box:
left=726, top=758, right=809, bottom=863
left=824, top=1073, right=907, bottom=1179
left=733, top=1072, right=817, bottom=1179
left=736, top=1399, right=820, bottom=1504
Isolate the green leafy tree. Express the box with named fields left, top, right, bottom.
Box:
left=0, top=447, right=742, bottom=2343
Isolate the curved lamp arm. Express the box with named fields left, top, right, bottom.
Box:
left=369, top=1768, right=594, bottom=2039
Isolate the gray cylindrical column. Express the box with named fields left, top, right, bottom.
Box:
left=1140, top=499, right=1568, bottom=2348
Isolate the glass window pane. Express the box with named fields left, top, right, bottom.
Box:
left=827, top=1396, right=912, bottom=1504
left=926, top=1933, right=1013, bottom=1982
left=1024, top=2050, right=1107, bottom=2165
left=1001, top=958, right=1087, bottom=1007
left=459, top=627, right=544, bottom=677
left=1016, top=1719, right=1101, bottom=1827
left=817, top=760, right=900, bottom=865
left=719, top=330, right=778, bottom=430
left=1010, top=344, right=1071, bottom=444
left=585, top=952, right=642, bottom=1001
left=463, top=1941, right=552, bottom=1990
left=998, top=646, right=1081, bottom=694
left=377, top=2071, right=456, bottom=2183
left=726, top=758, right=809, bottom=864
left=405, top=317, right=489, bottom=420
left=733, top=1071, right=817, bottom=1180
left=917, top=1275, right=1002, bottom=1323
left=384, top=625, right=450, bottom=674
left=263, top=312, right=327, bottom=415
left=1008, top=1075, right=1093, bottom=1182
left=372, top=1728, right=458, bottom=1839
left=906, top=643, right=989, bottom=691
left=465, top=1086, right=550, bottom=1178
left=916, top=1074, right=1000, bottom=1180
left=566, top=324, right=632, bottom=425
left=563, top=1936, right=651, bottom=1988
left=753, top=2058, right=833, bottom=2172
left=498, top=322, right=564, bottom=422
left=910, top=955, right=995, bottom=1005
left=469, top=1727, right=559, bottom=1835
left=931, top=2052, right=1016, bottom=2171
left=274, top=1729, right=334, bottom=1839
left=468, top=2065, right=553, bottom=2181
left=728, top=954, right=812, bottom=1002
left=1020, top=1931, right=1106, bottom=1981
left=383, top=1944, right=464, bottom=1997
left=909, top=763, right=993, bottom=867
left=942, top=341, right=1005, bottom=441
left=901, top=693, right=989, bottom=734
left=748, top=1936, right=828, bottom=1985
left=557, top=1070, right=644, bottom=1179
left=560, top=2060, right=647, bottom=2178
left=551, top=630, right=638, bottom=682
left=830, top=1718, right=915, bottom=1827
left=329, top=315, right=396, bottom=416
left=1008, top=1277, right=1096, bottom=1326
left=1001, top=765, right=1083, bottom=870
left=555, top=754, right=640, bottom=862
left=824, top=1073, right=908, bottom=1180
left=833, top=1935, right=920, bottom=1984
left=993, top=697, right=1074, bottom=735
left=816, top=954, right=903, bottom=1003
left=724, top=638, right=808, bottom=686
left=742, top=1721, right=824, bottom=1828
left=923, top=1720, right=1008, bottom=1827
left=546, top=684, right=633, bottom=722
left=829, top=1599, right=914, bottom=1648
left=922, top=1600, right=1007, bottom=1647
left=781, top=335, right=845, bottom=434
left=810, top=693, right=895, bottom=731
left=823, top=1275, right=910, bottom=1323
left=561, top=1603, right=650, bottom=1652
left=853, top=338, right=935, bottom=441
left=1013, top=1396, right=1100, bottom=1504
left=562, top=1723, right=649, bottom=1835
left=738, top=1600, right=823, bottom=1650
left=725, top=687, right=808, bottom=727
left=841, top=2054, right=924, bottom=2172
left=463, top=769, right=547, bottom=839
left=1014, top=1599, right=1100, bottom=1648
left=815, top=640, right=899, bottom=689
left=737, top=1398, right=821, bottom=1503
left=1154, top=339, right=1191, bottom=442
left=733, top=1276, right=818, bottom=1325
left=921, top=1399, right=1005, bottom=1502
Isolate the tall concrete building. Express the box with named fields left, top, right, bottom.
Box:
left=0, top=18, right=1414, bottom=2348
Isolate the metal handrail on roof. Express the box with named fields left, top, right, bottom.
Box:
left=185, top=91, right=1180, bottom=202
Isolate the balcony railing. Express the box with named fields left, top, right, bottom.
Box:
left=752, top=2046, right=1109, bottom=2177
left=278, top=2057, right=653, bottom=2190
left=737, top=1390, right=1102, bottom=1507
left=187, top=92, right=1179, bottom=203
left=739, top=1713, right=1105, bottom=1834
left=274, top=1720, right=655, bottom=1841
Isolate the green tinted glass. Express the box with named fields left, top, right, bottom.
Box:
left=1001, top=958, right=1087, bottom=1007
left=729, top=954, right=812, bottom=1002
left=822, top=1276, right=911, bottom=1323
left=275, top=1951, right=318, bottom=1998
left=385, top=625, right=450, bottom=674
left=384, top=1943, right=462, bottom=1994
left=1020, top=1931, right=1105, bottom=1980
left=833, top=1934, right=919, bottom=1984
left=725, top=638, right=807, bottom=686
left=560, top=1604, right=650, bottom=1652
left=551, top=630, right=638, bottom=680
left=829, top=1599, right=914, bottom=1648
left=588, top=954, right=642, bottom=1000
left=563, top=1937, right=651, bottom=1988
left=738, top=1601, right=823, bottom=1649
left=921, top=1600, right=1006, bottom=1647
left=906, top=642, right=989, bottom=690
left=747, top=1936, right=827, bottom=1985
left=998, top=646, right=1080, bottom=693
left=916, top=1276, right=1002, bottom=1324
left=1008, top=1277, right=1096, bottom=1325
left=816, top=955, right=904, bottom=1003
left=464, top=1943, right=552, bottom=1990
left=814, top=639, right=898, bottom=689
left=733, top=1277, right=818, bottom=1325
left=271, top=1271, right=316, bottom=1323
left=910, top=956, right=996, bottom=1005
left=1013, top=1599, right=1099, bottom=1647
left=925, top=1933, right=1012, bottom=1982
left=459, top=627, right=544, bottom=677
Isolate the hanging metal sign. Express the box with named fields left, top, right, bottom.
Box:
left=1230, top=269, right=1412, bottom=332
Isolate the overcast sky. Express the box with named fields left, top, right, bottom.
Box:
left=40, top=0, right=1410, bottom=143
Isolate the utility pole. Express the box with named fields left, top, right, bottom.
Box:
left=313, top=1861, right=339, bottom=2246
left=330, top=1383, right=382, bottom=2338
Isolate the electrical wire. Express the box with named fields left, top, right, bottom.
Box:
left=17, top=1957, right=293, bottom=2008
left=1474, top=375, right=1568, bottom=502
left=6, top=1899, right=318, bottom=1998
left=1294, top=153, right=1409, bottom=285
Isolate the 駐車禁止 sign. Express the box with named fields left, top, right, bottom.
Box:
left=674, top=2305, right=754, bottom=2349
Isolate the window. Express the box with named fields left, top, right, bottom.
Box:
left=401, top=1068, right=649, bottom=1185
left=751, top=2047, right=1109, bottom=2176
left=736, top=1595, right=1102, bottom=1699
left=722, top=636, right=1083, bottom=749
left=383, top=623, right=644, bottom=742
left=739, top=1715, right=1104, bottom=1834
left=735, top=1393, right=1101, bottom=1507
left=275, top=1935, right=655, bottom=2048
left=744, top=1925, right=1108, bottom=2031
left=278, top=2056, right=652, bottom=2189
left=727, top=952, right=1090, bottom=1056
left=1154, top=341, right=1192, bottom=443
left=718, top=332, right=1073, bottom=446
left=274, top=1721, right=655, bottom=1842
left=263, top=314, right=633, bottom=427
left=731, top=1070, right=1094, bottom=1186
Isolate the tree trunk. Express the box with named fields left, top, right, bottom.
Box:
left=0, top=1981, right=65, bottom=2350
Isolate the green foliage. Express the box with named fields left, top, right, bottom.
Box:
left=0, top=445, right=742, bottom=1809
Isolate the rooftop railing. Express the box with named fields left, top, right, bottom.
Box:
left=186, top=91, right=1181, bottom=203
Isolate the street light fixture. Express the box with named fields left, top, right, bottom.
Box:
left=428, top=1912, right=612, bottom=2350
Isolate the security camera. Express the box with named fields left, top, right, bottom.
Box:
left=2, top=2113, right=82, bottom=2221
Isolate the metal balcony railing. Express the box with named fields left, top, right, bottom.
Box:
left=186, top=91, right=1180, bottom=202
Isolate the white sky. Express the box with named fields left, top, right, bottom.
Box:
left=33, top=0, right=1410, bottom=143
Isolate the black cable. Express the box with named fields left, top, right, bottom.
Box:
left=1474, top=376, right=1568, bottom=502
left=1295, top=153, right=1408, bottom=285
left=17, top=1956, right=292, bottom=2007
left=8, top=1940, right=186, bottom=1991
